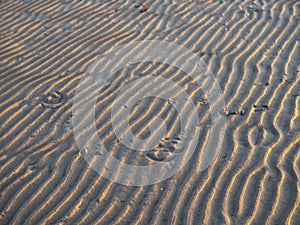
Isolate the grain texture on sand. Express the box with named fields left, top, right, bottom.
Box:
left=0, top=0, right=300, bottom=224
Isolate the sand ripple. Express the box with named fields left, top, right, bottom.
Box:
left=0, top=0, right=300, bottom=224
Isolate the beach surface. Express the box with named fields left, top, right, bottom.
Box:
left=0, top=0, right=300, bottom=224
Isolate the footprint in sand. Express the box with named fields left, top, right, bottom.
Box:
left=220, top=104, right=247, bottom=116
left=41, top=91, right=66, bottom=109
left=146, top=135, right=185, bottom=162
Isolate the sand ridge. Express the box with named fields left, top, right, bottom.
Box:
left=0, top=0, right=300, bottom=224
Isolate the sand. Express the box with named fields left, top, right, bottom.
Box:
left=0, top=0, right=300, bottom=224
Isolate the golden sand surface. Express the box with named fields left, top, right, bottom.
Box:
left=0, top=0, right=300, bottom=224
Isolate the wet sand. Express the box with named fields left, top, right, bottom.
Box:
left=0, top=0, right=300, bottom=224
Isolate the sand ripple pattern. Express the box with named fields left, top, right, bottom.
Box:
left=0, top=0, right=300, bottom=224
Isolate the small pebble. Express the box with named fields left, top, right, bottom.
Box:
left=140, top=6, right=148, bottom=13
